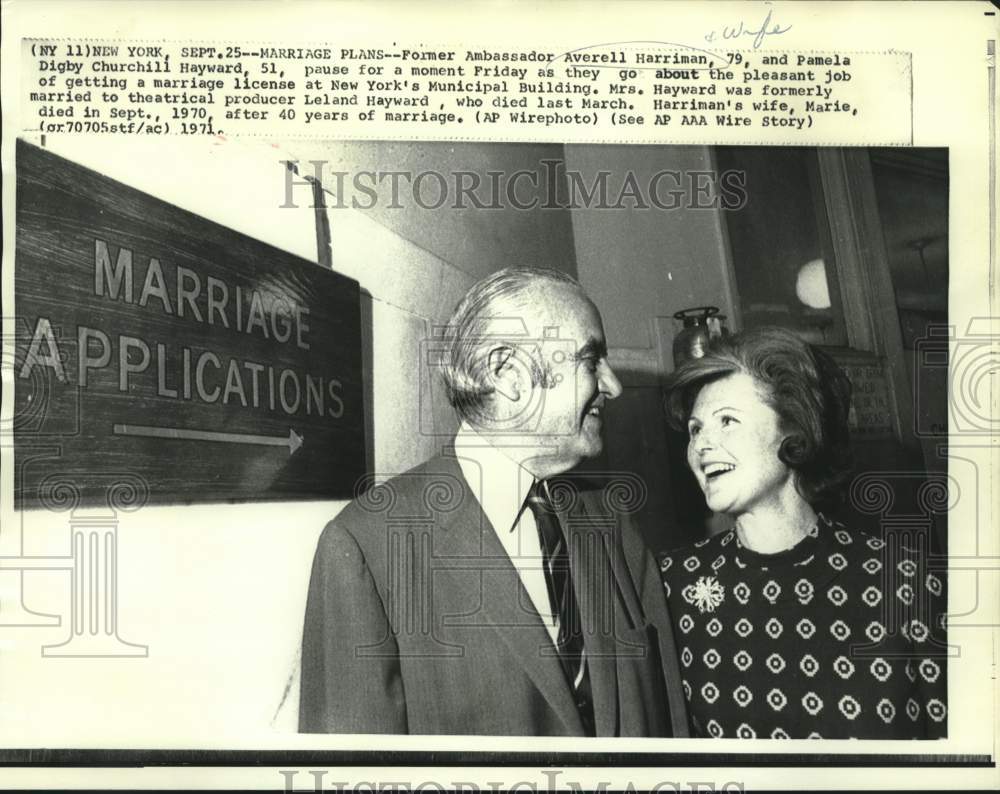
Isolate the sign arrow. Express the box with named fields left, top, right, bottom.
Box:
left=113, top=424, right=303, bottom=455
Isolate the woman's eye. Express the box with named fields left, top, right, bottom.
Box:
left=688, top=425, right=701, bottom=438
left=721, top=415, right=738, bottom=427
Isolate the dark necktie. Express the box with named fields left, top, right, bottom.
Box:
left=524, top=480, right=596, bottom=736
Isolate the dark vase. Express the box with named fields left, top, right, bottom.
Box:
left=672, top=306, right=729, bottom=366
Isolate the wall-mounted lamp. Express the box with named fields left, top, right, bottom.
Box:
left=795, top=258, right=831, bottom=310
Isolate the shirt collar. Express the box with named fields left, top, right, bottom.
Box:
left=453, top=421, right=537, bottom=535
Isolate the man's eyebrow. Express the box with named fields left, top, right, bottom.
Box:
left=573, top=337, right=607, bottom=360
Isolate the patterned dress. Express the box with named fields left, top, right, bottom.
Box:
left=659, top=516, right=947, bottom=739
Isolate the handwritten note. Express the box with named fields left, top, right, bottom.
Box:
left=704, top=7, right=793, bottom=49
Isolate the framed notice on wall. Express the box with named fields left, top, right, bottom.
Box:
left=13, top=139, right=366, bottom=508
left=826, top=347, right=895, bottom=442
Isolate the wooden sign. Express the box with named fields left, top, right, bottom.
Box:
left=14, top=140, right=366, bottom=508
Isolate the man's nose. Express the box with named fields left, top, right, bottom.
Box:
left=599, top=359, right=623, bottom=400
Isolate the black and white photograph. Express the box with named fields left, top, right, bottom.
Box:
left=1, top=1, right=996, bottom=791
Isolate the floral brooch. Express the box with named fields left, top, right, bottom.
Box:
left=683, top=575, right=725, bottom=613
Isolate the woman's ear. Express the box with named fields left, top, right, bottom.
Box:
left=778, top=433, right=810, bottom=467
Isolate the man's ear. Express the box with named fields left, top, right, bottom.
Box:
left=486, top=344, right=523, bottom=402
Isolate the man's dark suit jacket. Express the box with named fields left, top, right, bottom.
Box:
left=299, top=450, right=688, bottom=736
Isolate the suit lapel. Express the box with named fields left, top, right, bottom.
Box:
left=432, top=453, right=584, bottom=735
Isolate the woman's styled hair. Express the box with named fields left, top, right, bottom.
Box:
left=664, top=326, right=854, bottom=510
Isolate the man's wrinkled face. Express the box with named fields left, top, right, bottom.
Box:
left=513, top=284, right=623, bottom=477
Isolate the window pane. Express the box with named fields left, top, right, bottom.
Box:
left=715, top=146, right=846, bottom=345
left=869, top=148, right=949, bottom=476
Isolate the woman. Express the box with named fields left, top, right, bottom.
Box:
left=660, top=327, right=946, bottom=739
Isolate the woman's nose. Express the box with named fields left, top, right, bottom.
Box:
left=691, top=428, right=714, bottom=452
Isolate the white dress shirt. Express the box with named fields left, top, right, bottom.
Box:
left=453, top=422, right=560, bottom=644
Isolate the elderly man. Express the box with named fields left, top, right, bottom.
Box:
left=299, top=268, right=687, bottom=736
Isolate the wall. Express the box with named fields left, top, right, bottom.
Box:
left=565, top=145, right=739, bottom=356
left=564, top=144, right=739, bottom=550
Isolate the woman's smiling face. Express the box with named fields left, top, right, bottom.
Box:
left=686, top=371, right=796, bottom=516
